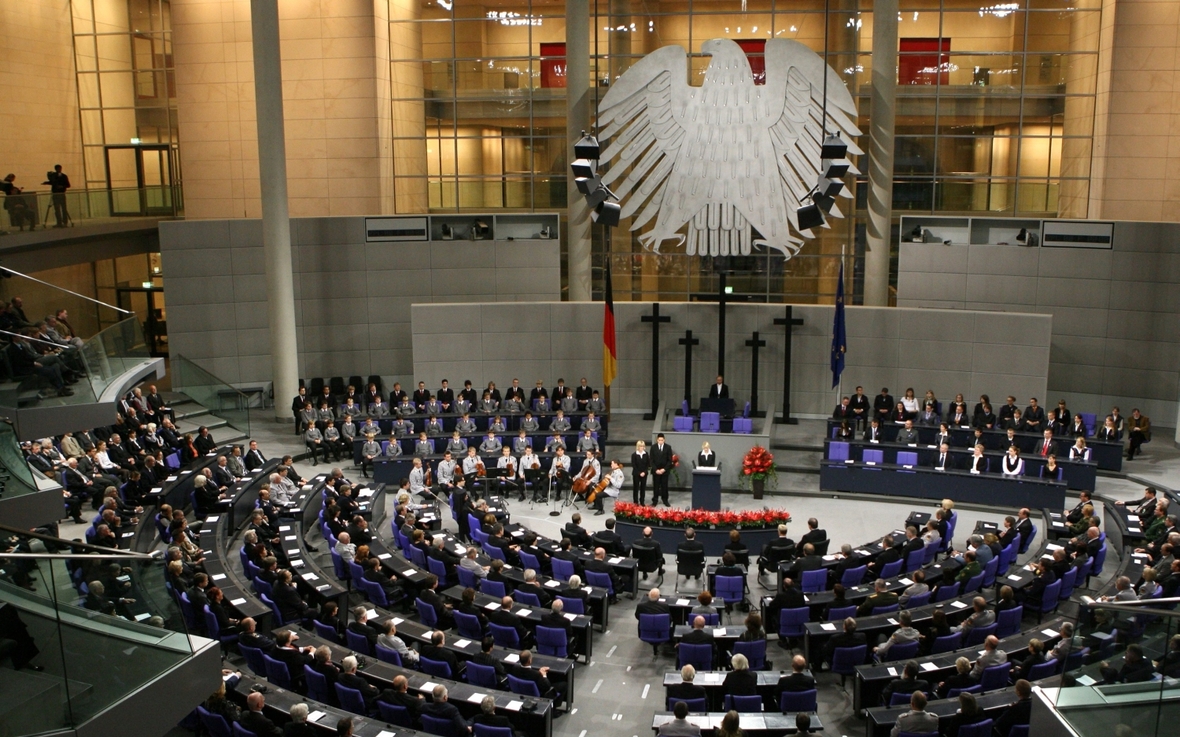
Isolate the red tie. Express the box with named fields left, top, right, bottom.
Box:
left=1043, top=440, right=1050, bottom=455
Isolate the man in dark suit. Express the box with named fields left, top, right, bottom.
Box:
left=1034, top=428, right=1058, bottom=458
left=849, top=386, right=871, bottom=428
left=488, top=596, right=532, bottom=647
left=866, top=536, right=901, bottom=579
left=650, top=434, right=674, bottom=506
left=832, top=396, right=853, bottom=420
left=540, top=599, right=574, bottom=653
left=820, top=616, right=867, bottom=668
left=412, top=382, right=431, bottom=410
left=238, top=617, right=275, bottom=652
left=516, top=569, right=553, bottom=607
left=636, top=588, right=671, bottom=619
left=271, top=630, right=314, bottom=686
left=419, top=630, right=464, bottom=678
left=347, top=606, right=381, bottom=651
left=763, top=578, right=807, bottom=628
left=1015, top=508, right=1034, bottom=549
left=786, top=543, right=823, bottom=581
left=776, top=654, right=816, bottom=696
left=881, top=660, right=932, bottom=706
left=667, top=664, right=708, bottom=702
left=994, top=680, right=1033, bottom=737
left=873, top=388, right=894, bottom=422
left=575, top=378, right=594, bottom=410
left=708, top=375, right=729, bottom=399
left=1023, top=398, right=1046, bottom=431
left=511, top=649, right=560, bottom=702
left=244, top=440, right=267, bottom=471
left=472, top=637, right=507, bottom=684
left=339, top=654, right=383, bottom=708
left=240, top=693, right=282, bottom=737
left=420, top=684, right=470, bottom=735
left=800, top=518, right=826, bottom=549
left=680, top=615, right=712, bottom=644
left=419, top=575, right=455, bottom=630
left=758, top=524, right=797, bottom=575
left=469, top=695, right=517, bottom=735
left=564, top=513, right=593, bottom=549
left=629, top=527, right=665, bottom=576
left=381, top=674, right=424, bottom=715
left=864, top=419, right=883, bottom=442
left=551, top=537, right=585, bottom=576
left=593, top=517, right=627, bottom=556
left=585, top=547, right=625, bottom=603
left=931, top=443, right=954, bottom=471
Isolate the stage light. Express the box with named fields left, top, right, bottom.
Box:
left=814, top=192, right=837, bottom=213
left=815, top=175, right=844, bottom=198
left=822, top=158, right=850, bottom=178
left=571, top=158, right=595, bottom=179
left=574, top=131, right=601, bottom=160
left=576, top=175, right=602, bottom=195
left=820, top=133, right=848, bottom=160
left=593, top=200, right=622, bottom=227
left=585, top=185, right=611, bottom=208
left=796, top=202, right=825, bottom=231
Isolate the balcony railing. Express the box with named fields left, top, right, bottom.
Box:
left=0, top=184, right=182, bottom=231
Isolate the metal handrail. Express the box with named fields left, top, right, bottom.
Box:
left=0, top=521, right=153, bottom=560
left=1079, top=595, right=1180, bottom=617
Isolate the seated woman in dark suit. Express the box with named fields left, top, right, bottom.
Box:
left=738, top=612, right=766, bottom=643
left=822, top=584, right=849, bottom=620
left=936, top=657, right=977, bottom=698
left=921, top=609, right=952, bottom=656
left=944, top=691, right=989, bottom=736
left=721, top=653, right=759, bottom=695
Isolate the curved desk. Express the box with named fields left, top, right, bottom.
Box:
left=820, top=460, right=1067, bottom=511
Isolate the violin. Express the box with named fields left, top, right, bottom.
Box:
left=424, top=464, right=432, bottom=487
left=505, top=460, right=515, bottom=478
left=476, top=460, right=486, bottom=477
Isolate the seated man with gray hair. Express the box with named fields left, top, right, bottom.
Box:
left=468, top=694, right=517, bottom=735
left=419, top=684, right=470, bottom=735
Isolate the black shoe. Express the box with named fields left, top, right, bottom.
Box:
left=71, top=516, right=84, bottom=524
left=594, top=509, right=605, bottom=515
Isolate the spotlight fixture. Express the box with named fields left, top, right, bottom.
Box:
left=820, top=133, right=848, bottom=160
left=796, top=202, right=825, bottom=231
left=593, top=200, right=622, bottom=227
left=574, top=131, right=601, bottom=160
left=815, top=174, right=845, bottom=199
left=822, top=158, right=850, bottom=179
left=571, top=158, right=596, bottom=179
left=575, top=174, right=602, bottom=196
left=569, top=128, right=622, bottom=228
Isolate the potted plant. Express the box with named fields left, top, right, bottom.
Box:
left=739, top=445, right=777, bottom=500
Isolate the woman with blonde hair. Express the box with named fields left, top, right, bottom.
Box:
left=718, top=710, right=742, bottom=737
left=631, top=440, right=650, bottom=505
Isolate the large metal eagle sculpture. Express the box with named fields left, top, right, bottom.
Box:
left=597, top=37, right=862, bottom=259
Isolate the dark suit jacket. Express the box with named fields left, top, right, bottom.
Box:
left=420, top=642, right=462, bottom=676
left=347, top=621, right=380, bottom=651
left=489, top=608, right=529, bottom=640
left=636, top=599, right=671, bottom=619
left=563, top=523, right=593, bottom=548
left=708, top=384, right=729, bottom=399
left=787, top=555, right=823, bottom=580
left=722, top=669, right=758, bottom=695
left=593, top=530, right=626, bottom=556
left=340, top=670, right=380, bottom=706
left=239, top=710, right=281, bottom=737
left=420, top=700, right=467, bottom=735
left=681, top=628, right=712, bottom=645
left=777, top=672, right=816, bottom=693
left=650, top=443, right=673, bottom=471
left=667, top=682, right=707, bottom=702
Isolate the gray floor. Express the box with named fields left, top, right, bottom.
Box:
left=58, top=411, right=1179, bottom=737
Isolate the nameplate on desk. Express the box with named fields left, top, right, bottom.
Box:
left=844, top=459, right=854, bottom=464
left=316, top=584, right=330, bottom=591
left=287, top=549, right=300, bottom=556
left=908, top=443, right=918, bottom=447
left=150, top=487, right=163, bottom=495
left=166, top=477, right=177, bottom=482
left=211, top=573, right=227, bottom=581
left=206, top=515, right=221, bottom=523
left=279, top=526, right=292, bottom=532
left=231, top=598, right=247, bottom=606
left=1129, top=527, right=1140, bottom=533
left=121, top=532, right=134, bottom=538
left=292, top=559, right=306, bottom=568
left=864, top=461, right=876, bottom=466
left=301, top=572, right=319, bottom=581
left=869, top=440, right=879, bottom=444
left=377, top=553, right=392, bottom=560
left=902, top=465, right=914, bottom=469
left=284, top=535, right=297, bottom=541
left=182, top=470, right=193, bottom=475
left=820, top=623, right=837, bottom=631
left=950, top=600, right=968, bottom=609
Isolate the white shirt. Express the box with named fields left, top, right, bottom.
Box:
left=462, top=455, right=481, bottom=475
left=550, top=454, right=571, bottom=477
left=437, top=459, right=456, bottom=484
left=1002, top=455, right=1024, bottom=476
left=519, top=453, right=539, bottom=478
left=409, top=466, right=426, bottom=493
left=606, top=468, right=625, bottom=496
left=497, top=455, right=516, bottom=472
left=582, top=457, right=601, bottom=484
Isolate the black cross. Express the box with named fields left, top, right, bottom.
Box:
left=717, top=273, right=728, bottom=378
left=745, top=331, right=768, bottom=418
left=641, top=303, right=672, bottom=420
left=773, top=306, right=805, bottom=425
left=679, top=330, right=700, bottom=408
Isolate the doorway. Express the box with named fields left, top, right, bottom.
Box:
left=103, top=144, right=180, bottom=216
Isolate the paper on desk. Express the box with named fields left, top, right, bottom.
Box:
left=206, top=515, right=221, bottom=523
left=378, top=553, right=392, bottom=560
left=230, top=598, right=247, bottom=606
left=287, top=548, right=300, bottom=556
left=366, top=609, right=378, bottom=620
left=279, top=525, right=291, bottom=532
left=151, top=487, right=163, bottom=494
left=377, top=731, right=397, bottom=737
left=899, top=578, right=913, bottom=586
left=291, top=559, right=305, bottom=568
left=887, top=667, right=898, bottom=676
left=391, top=617, right=404, bottom=625
left=505, top=653, right=520, bottom=663
left=1046, top=543, right=1064, bottom=551
left=1007, top=575, right=1023, bottom=581
left=211, top=573, right=227, bottom=581
left=1042, top=629, right=1059, bottom=638
left=514, top=608, right=531, bottom=617
left=505, top=700, right=523, bottom=711
left=134, top=612, right=151, bottom=621
left=855, top=550, right=870, bottom=556
left=545, top=579, right=562, bottom=588
left=420, top=681, right=439, bottom=692
left=467, top=692, right=488, bottom=704
left=920, top=662, right=939, bottom=672
left=307, top=711, right=326, bottom=723
left=675, top=599, right=690, bottom=606
left=609, top=557, right=623, bottom=564
left=511, top=530, right=524, bottom=537
left=583, top=586, right=593, bottom=593
left=820, top=623, right=837, bottom=631
left=713, top=628, right=726, bottom=637
left=1076, top=674, right=1097, bottom=686
left=359, top=489, right=375, bottom=498
left=284, top=535, right=297, bottom=541
left=485, top=602, right=501, bottom=610
left=564, top=612, right=577, bottom=621
left=301, top=572, right=318, bottom=581
left=950, top=600, right=968, bottom=609
left=455, top=639, right=471, bottom=648
left=887, top=618, right=899, bottom=626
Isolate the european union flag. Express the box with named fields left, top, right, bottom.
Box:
left=831, top=261, right=846, bottom=389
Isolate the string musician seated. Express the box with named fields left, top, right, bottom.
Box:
left=573, top=449, right=603, bottom=513
left=436, top=451, right=457, bottom=493
left=461, top=446, right=486, bottom=497
left=549, top=446, right=572, bottom=498
left=495, top=446, right=522, bottom=501
left=586, top=459, right=624, bottom=516
left=519, top=446, right=544, bottom=502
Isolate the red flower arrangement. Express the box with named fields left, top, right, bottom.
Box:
left=669, top=453, right=681, bottom=486
left=738, top=445, right=778, bottom=490
left=613, top=501, right=790, bottom=530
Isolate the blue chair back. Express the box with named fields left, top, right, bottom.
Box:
left=377, top=702, right=413, bottom=727
left=1027, top=660, right=1060, bottom=680
left=903, top=591, right=931, bottom=609
left=345, top=628, right=373, bottom=656
left=779, top=689, right=817, bottom=712
left=558, top=595, right=585, bottom=615
left=963, top=572, right=985, bottom=593
left=239, top=644, right=266, bottom=674
left=1019, top=524, right=1038, bottom=555
left=1064, top=646, right=1089, bottom=671
left=375, top=644, right=403, bottom=666
left=330, top=549, right=349, bottom=580
left=997, top=542, right=1018, bottom=575
left=667, top=697, right=707, bottom=712
left=455, top=611, right=485, bottom=640
left=871, top=603, right=900, bottom=616
left=923, top=541, right=939, bottom=565
left=801, top=568, right=828, bottom=593
left=827, top=604, right=857, bottom=622
left=1091, top=543, right=1107, bottom=579
left=457, top=566, right=481, bottom=589
left=982, top=556, right=999, bottom=587
left=724, top=694, right=763, bottom=713
left=979, top=661, right=1012, bottom=691
left=930, top=632, right=963, bottom=654
left=426, top=556, right=451, bottom=584
left=258, top=592, right=282, bottom=626
left=965, top=622, right=998, bottom=647
left=896, top=451, right=918, bottom=466
left=359, top=577, right=390, bottom=608
left=408, top=546, right=428, bottom=568
left=466, top=661, right=499, bottom=688
left=879, top=559, right=904, bottom=579
left=733, top=639, right=766, bottom=670
left=881, top=640, right=920, bottom=662
left=995, top=606, right=1024, bottom=638
left=904, top=548, right=924, bottom=573
left=889, top=692, right=915, bottom=706
left=416, top=597, right=440, bottom=628
left=304, top=664, right=330, bottom=703
left=778, top=607, right=810, bottom=638
left=714, top=575, right=744, bottom=605
left=420, top=655, right=453, bottom=679
left=536, top=625, right=568, bottom=658
left=420, top=714, right=459, bottom=737
left=551, top=558, right=575, bottom=581
left=262, top=654, right=292, bottom=689
left=933, top=582, right=961, bottom=602
left=473, top=726, right=514, bottom=737
left=252, top=576, right=273, bottom=597
left=585, top=570, right=614, bottom=596
left=506, top=674, right=542, bottom=698
left=314, top=620, right=341, bottom=644
left=828, top=442, right=850, bottom=461
left=1040, top=580, right=1062, bottom=614
left=197, top=707, right=232, bottom=737
left=862, top=449, right=884, bottom=464
left=515, top=591, right=542, bottom=607
left=489, top=622, right=521, bottom=649
left=481, top=579, right=507, bottom=598
left=1057, top=566, right=1078, bottom=600
left=348, top=560, right=365, bottom=583
left=518, top=551, right=541, bottom=570
left=639, top=613, right=671, bottom=646
left=678, top=642, right=714, bottom=672
left=831, top=645, right=867, bottom=675
left=840, top=565, right=867, bottom=588
left=232, top=724, right=258, bottom=737
left=957, top=719, right=994, bottom=737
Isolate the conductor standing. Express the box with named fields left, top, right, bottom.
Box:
left=44, top=165, right=71, bottom=227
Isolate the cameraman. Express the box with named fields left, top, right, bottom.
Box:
left=43, top=165, right=71, bottom=227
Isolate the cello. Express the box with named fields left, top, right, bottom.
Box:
left=571, top=462, right=595, bottom=495
left=585, top=475, right=610, bottom=506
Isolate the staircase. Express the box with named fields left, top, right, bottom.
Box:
left=164, top=391, right=250, bottom=446
left=771, top=442, right=824, bottom=476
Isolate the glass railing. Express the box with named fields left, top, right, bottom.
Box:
left=171, top=354, right=250, bottom=439
left=0, top=185, right=182, bottom=231
left=0, top=523, right=196, bottom=735
left=0, top=420, right=39, bottom=501
left=79, top=316, right=151, bottom=400
left=1043, top=594, right=1180, bottom=737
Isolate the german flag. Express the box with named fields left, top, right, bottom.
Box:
left=602, top=267, right=617, bottom=387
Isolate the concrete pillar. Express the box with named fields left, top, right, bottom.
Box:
left=864, top=0, right=898, bottom=307
left=566, top=0, right=592, bottom=302
left=250, top=0, right=299, bottom=422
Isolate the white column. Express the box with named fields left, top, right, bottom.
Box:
left=566, top=0, right=592, bottom=302
left=250, top=0, right=299, bottom=422
left=864, top=0, right=898, bottom=307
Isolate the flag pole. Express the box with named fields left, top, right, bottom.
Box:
left=837, top=242, right=846, bottom=404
